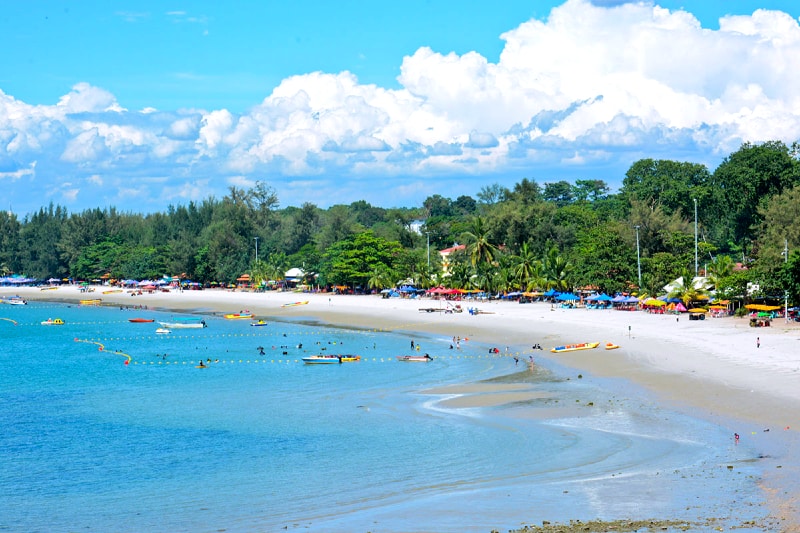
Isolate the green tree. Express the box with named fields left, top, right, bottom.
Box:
left=543, top=246, right=572, bottom=291
left=710, top=141, right=800, bottom=246
left=754, top=184, right=800, bottom=268
left=461, top=216, right=498, bottom=268
left=543, top=180, right=574, bottom=206
left=573, top=179, right=610, bottom=202
left=0, top=211, right=22, bottom=275
left=706, top=255, right=736, bottom=292
left=476, top=183, right=509, bottom=206
left=513, top=242, right=542, bottom=291
left=621, top=159, right=712, bottom=218
left=323, top=232, right=402, bottom=288
left=667, top=271, right=709, bottom=306
left=367, top=266, right=394, bottom=291
left=571, top=223, right=636, bottom=295
left=19, top=203, right=68, bottom=278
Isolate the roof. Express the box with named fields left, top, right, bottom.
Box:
left=285, top=267, right=305, bottom=278
left=439, top=244, right=466, bottom=254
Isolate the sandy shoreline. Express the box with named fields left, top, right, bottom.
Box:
left=5, top=284, right=800, bottom=527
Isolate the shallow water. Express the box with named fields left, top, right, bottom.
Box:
left=0, top=301, right=771, bottom=532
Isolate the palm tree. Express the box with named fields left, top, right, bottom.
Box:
left=707, top=254, right=735, bottom=292
left=367, top=266, right=392, bottom=291
left=514, top=242, right=543, bottom=290
left=667, top=270, right=709, bottom=305
left=250, top=259, right=270, bottom=287
left=543, top=246, right=572, bottom=291
left=447, top=261, right=472, bottom=290
left=462, top=217, right=498, bottom=268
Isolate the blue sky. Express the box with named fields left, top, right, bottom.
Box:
left=1, top=0, right=799, bottom=215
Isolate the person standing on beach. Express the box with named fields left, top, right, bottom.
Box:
left=757, top=337, right=760, bottom=348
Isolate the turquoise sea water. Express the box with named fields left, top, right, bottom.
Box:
left=0, top=301, right=771, bottom=532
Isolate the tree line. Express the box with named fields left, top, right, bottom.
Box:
left=2, top=140, right=800, bottom=305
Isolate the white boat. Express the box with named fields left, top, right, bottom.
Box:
left=396, top=354, right=433, bottom=362
left=302, top=355, right=343, bottom=364
left=158, top=318, right=206, bottom=329
left=3, top=297, right=26, bottom=305
left=155, top=328, right=171, bottom=334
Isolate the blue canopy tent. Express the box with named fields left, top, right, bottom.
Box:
left=556, top=292, right=579, bottom=301
left=543, top=289, right=560, bottom=297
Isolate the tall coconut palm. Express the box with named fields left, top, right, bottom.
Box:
left=367, top=266, right=393, bottom=291
left=707, top=254, right=736, bottom=291
left=514, top=242, right=543, bottom=290
left=543, top=246, right=572, bottom=291
left=667, top=270, right=709, bottom=305
left=250, top=259, right=270, bottom=286
left=462, top=216, right=498, bottom=269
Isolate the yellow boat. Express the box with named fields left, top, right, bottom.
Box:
left=550, top=342, right=600, bottom=353
left=604, top=342, right=620, bottom=350
left=79, top=298, right=102, bottom=306
left=224, top=312, right=254, bottom=319
left=41, top=318, right=65, bottom=326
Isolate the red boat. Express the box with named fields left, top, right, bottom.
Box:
left=128, top=318, right=155, bottom=323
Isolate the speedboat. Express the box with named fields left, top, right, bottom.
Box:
left=250, top=320, right=268, bottom=327
left=41, top=318, right=65, bottom=326
left=158, top=318, right=206, bottom=329
left=129, top=318, right=155, bottom=323
left=550, top=342, right=600, bottom=353
left=396, top=354, right=433, bottom=362
left=302, top=355, right=345, bottom=364
left=155, top=328, right=171, bottom=334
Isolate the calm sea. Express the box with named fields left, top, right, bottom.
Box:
left=0, top=301, right=770, bottom=532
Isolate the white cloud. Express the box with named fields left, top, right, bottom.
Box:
left=2, top=0, right=800, bottom=214
left=57, top=82, right=124, bottom=113
left=0, top=162, right=36, bottom=181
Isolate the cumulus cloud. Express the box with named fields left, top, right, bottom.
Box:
left=2, top=0, right=800, bottom=213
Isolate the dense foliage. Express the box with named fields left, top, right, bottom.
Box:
left=2, top=141, right=800, bottom=305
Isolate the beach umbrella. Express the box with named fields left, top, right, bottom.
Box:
left=688, top=308, right=707, bottom=313
left=557, top=293, right=579, bottom=301
left=595, top=294, right=613, bottom=301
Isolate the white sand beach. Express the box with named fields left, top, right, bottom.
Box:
left=5, top=284, right=800, bottom=527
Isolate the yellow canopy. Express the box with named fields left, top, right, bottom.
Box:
left=643, top=298, right=666, bottom=306
left=745, top=304, right=782, bottom=311
left=688, top=308, right=708, bottom=313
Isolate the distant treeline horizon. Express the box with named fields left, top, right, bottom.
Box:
left=1, top=140, right=799, bottom=305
